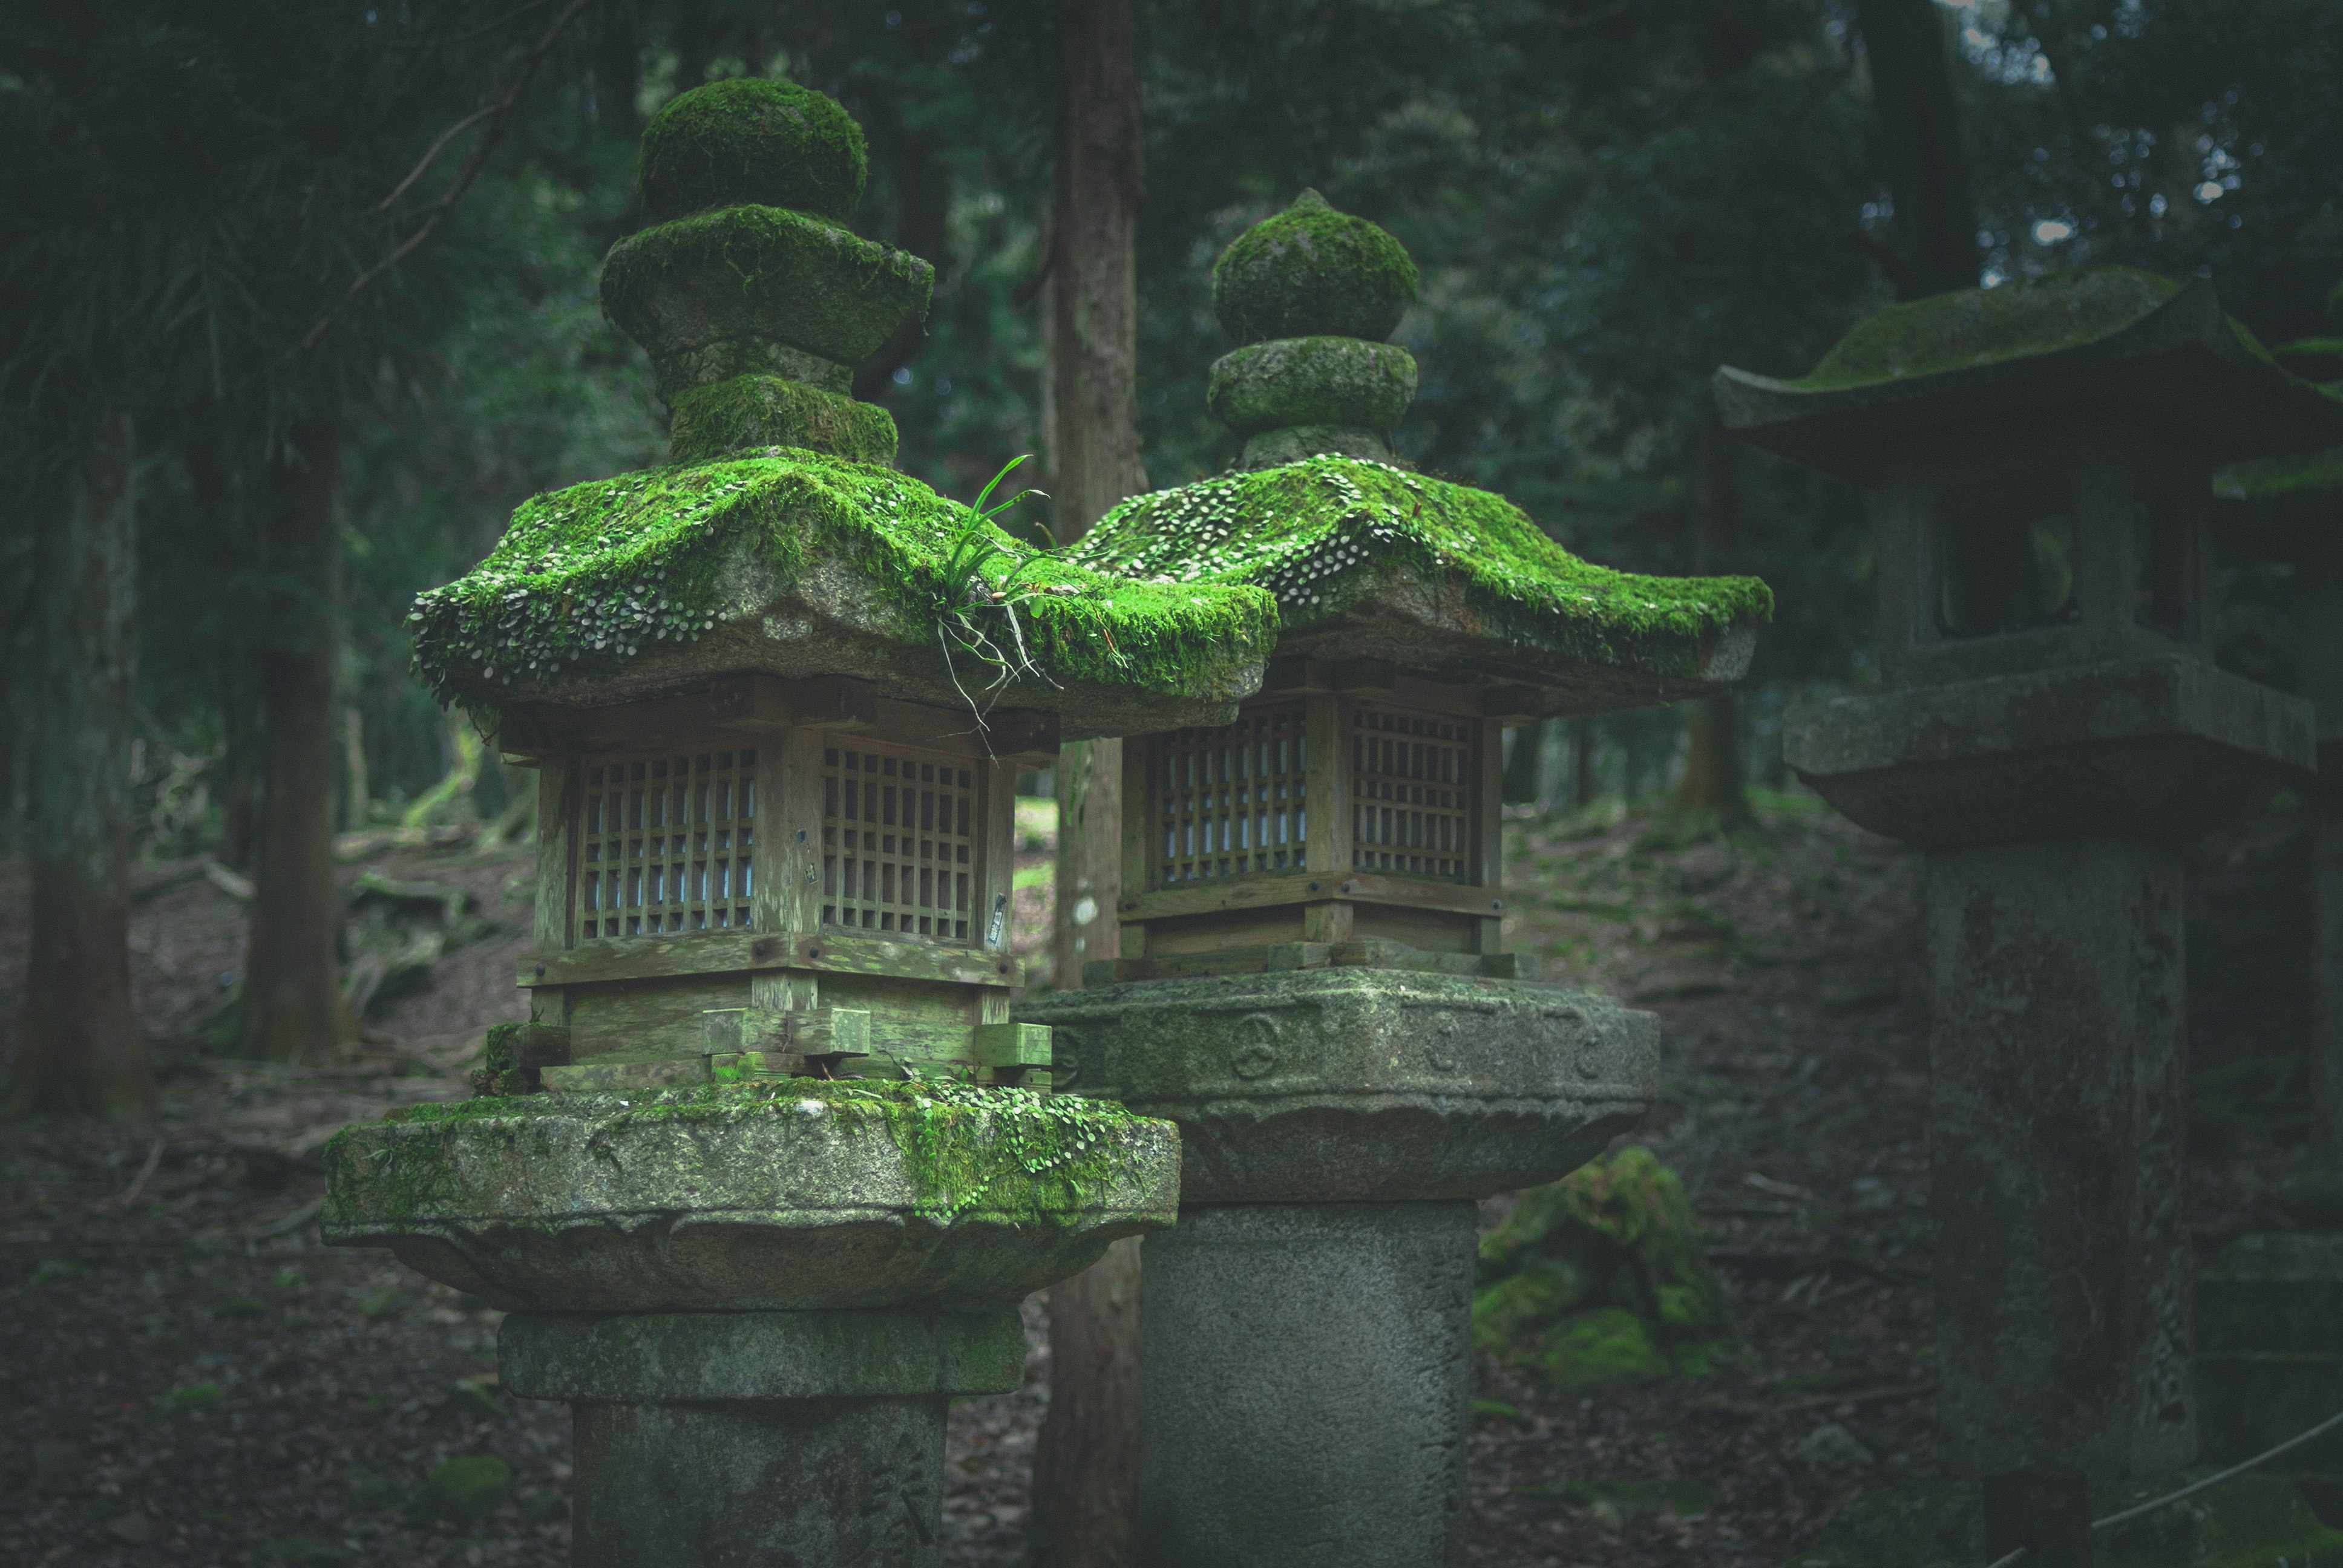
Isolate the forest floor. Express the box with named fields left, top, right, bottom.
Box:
left=0, top=788, right=2310, bottom=1566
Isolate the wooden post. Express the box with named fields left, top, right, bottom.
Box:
left=1470, top=718, right=1506, bottom=955
left=1302, top=693, right=1354, bottom=944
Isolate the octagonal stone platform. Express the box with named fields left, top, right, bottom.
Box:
left=321, top=1078, right=1181, bottom=1312
left=1021, top=967, right=1659, bottom=1204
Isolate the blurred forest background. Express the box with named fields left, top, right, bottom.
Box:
left=2, top=0, right=2339, bottom=1093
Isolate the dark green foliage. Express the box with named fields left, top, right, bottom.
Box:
left=637, top=77, right=868, bottom=223
left=1211, top=190, right=1419, bottom=345
left=1472, top=1146, right=1738, bottom=1393
left=412, top=1454, right=512, bottom=1527
left=669, top=376, right=900, bottom=466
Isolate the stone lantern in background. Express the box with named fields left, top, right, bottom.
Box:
left=1023, top=191, right=1772, bottom=1568
left=322, top=78, right=1279, bottom=1568
left=1715, top=267, right=2338, bottom=1481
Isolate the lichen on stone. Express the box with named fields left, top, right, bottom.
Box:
left=1212, top=189, right=1420, bottom=346
left=355, top=1076, right=1158, bottom=1228
left=407, top=446, right=1276, bottom=708
left=637, top=76, right=867, bottom=223
left=1070, top=453, right=1771, bottom=676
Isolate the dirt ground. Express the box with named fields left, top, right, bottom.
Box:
left=0, top=790, right=2307, bottom=1566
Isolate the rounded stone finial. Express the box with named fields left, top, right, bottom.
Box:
left=1211, top=189, right=1419, bottom=346
left=638, top=77, right=868, bottom=224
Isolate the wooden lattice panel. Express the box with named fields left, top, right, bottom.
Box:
left=1155, top=703, right=1308, bottom=884
left=1351, top=704, right=1472, bottom=880
left=822, top=745, right=976, bottom=941
left=578, top=748, right=757, bottom=940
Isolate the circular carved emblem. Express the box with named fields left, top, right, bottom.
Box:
left=1425, top=1014, right=1461, bottom=1074
left=1229, top=1013, right=1282, bottom=1080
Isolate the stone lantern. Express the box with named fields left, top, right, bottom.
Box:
left=321, top=78, right=1277, bottom=1568
left=1022, top=191, right=1772, bottom=1568
left=1715, top=267, right=2337, bottom=1481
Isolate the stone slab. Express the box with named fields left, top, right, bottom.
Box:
left=499, top=1305, right=1024, bottom=1403
left=321, top=1083, right=1181, bottom=1312
left=1783, top=655, right=2313, bottom=846
left=1020, top=968, right=1656, bottom=1204
left=1136, top=1201, right=1475, bottom=1568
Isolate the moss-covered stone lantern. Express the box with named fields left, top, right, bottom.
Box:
left=322, top=78, right=1277, bottom=1568
left=1021, top=192, right=1772, bottom=1568
left=1716, top=267, right=2336, bottom=1485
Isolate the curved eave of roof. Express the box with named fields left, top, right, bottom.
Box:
left=1715, top=273, right=2343, bottom=479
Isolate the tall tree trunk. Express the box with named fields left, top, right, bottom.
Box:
left=1856, top=0, right=1979, bottom=298
left=1671, top=422, right=1753, bottom=828
left=6, top=411, right=154, bottom=1121
left=1569, top=716, right=1596, bottom=809
left=238, top=420, right=356, bottom=1063
left=1032, top=4, right=1147, bottom=1564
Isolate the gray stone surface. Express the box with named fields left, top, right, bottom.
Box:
left=1020, top=968, right=1657, bottom=1203
left=321, top=1088, right=1182, bottom=1311
left=499, top=1305, right=1024, bottom=1402
left=1135, top=1202, right=1475, bottom=1568
left=1783, top=655, right=2313, bottom=846
left=1927, top=837, right=2195, bottom=1479
left=1207, top=336, right=1417, bottom=437
left=570, top=1393, right=949, bottom=1568
left=1237, top=422, right=1395, bottom=469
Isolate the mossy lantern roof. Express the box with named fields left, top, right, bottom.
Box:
left=410, top=449, right=1278, bottom=739
left=1715, top=267, right=2343, bottom=481
left=1068, top=454, right=1772, bottom=716
left=408, top=78, right=1275, bottom=740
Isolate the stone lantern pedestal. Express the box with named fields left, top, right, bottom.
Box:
left=326, top=75, right=1277, bottom=1566
left=326, top=1078, right=1181, bottom=1567
left=1719, top=267, right=2338, bottom=1479
left=1035, top=191, right=1770, bottom=1567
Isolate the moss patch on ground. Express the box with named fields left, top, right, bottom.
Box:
left=407, top=446, right=1276, bottom=707
left=1070, top=454, right=1771, bottom=676
left=350, top=1076, right=1156, bottom=1227
left=1472, top=1145, right=1740, bottom=1393
left=1791, top=267, right=2182, bottom=390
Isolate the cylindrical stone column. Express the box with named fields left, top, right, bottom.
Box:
left=1135, top=1201, right=1477, bottom=1568
left=500, top=1306, right=1026, bottom=1568
left=1926, top=837, right=2194, bottom=1478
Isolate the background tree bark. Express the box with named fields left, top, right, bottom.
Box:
left=238, top=420, right=357, bottom=1062
left=1031, top=3, right=1147, bottom=1564
left=5, top=411, right=154, bottom=1121
left=1855, top=0, right=1980, bottom=298
left=1670, top=421, right=1753, bottom=828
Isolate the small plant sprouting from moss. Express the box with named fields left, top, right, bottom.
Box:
left=930, top=456, right=1084, bottom=750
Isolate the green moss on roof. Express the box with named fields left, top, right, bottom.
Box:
left=1071, top=455, right=1771, bottom=677
left=637, top=76, right=867, bottom=223
left=1212, top=189, right=1420, bottom=346
left=1794, top=267, right=2181, bottom=391
left=408, top=446, right=1276, bottom=707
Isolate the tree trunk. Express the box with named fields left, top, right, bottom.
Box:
left=6, top=410, right=154, bottom=1122
left=1671, top=423, right=1752, bottom=828
left=1569, top=716, right=1596, bottom=809
left=1032, top=4, right=1147, bottom=1564
left=238, top=420, right=356, bottom=1063
left=1855, top=0, right=1979, bottom=298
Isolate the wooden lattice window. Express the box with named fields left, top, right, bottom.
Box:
left=822, top=745, right=975, bottom=941
left=1351, top=704, right=1472, bottom=880
left=1156, top=703, right=1308, bottom=884
left=578, top=749, right=756, bottom=940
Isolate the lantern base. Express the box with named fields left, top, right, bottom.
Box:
left=502, top=1307, right=1024, bottom=1568
left=1135, top=1201, right=1476, bottom=1568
